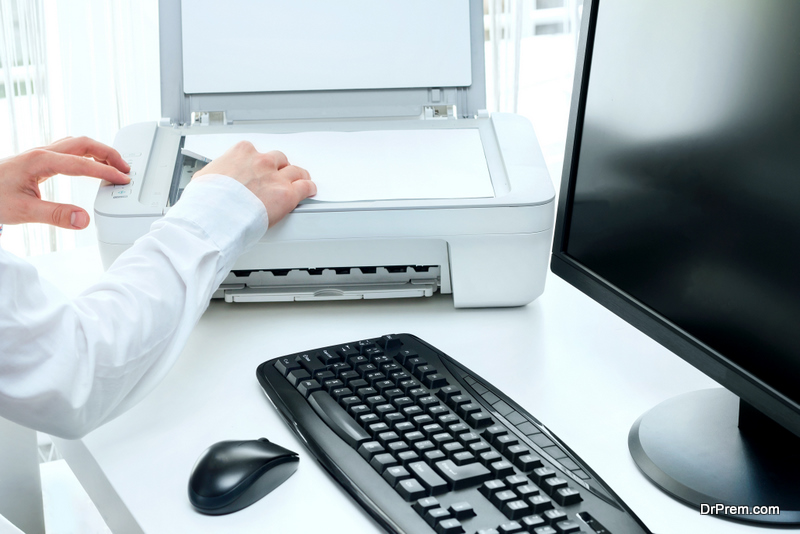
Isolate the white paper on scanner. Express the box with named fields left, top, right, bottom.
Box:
left=183, top=129, right=494, bottom=202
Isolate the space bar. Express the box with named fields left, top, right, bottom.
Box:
left=308, top=391, right=370, bottom=448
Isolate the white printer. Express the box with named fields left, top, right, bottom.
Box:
left=94, top=0, right=555, bottom=308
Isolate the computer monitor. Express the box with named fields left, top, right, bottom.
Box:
left=551, top=0, right=800, bottom=526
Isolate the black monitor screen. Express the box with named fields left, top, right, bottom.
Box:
left=561, top=0, right=800, bottom=406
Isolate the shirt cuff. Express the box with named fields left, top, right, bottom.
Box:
left=161, top=174, right=269, bottom=259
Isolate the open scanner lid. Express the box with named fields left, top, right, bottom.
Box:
left=159, top=0, right=487, bottom=125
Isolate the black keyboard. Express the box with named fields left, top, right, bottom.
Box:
left=257, top=334, right=651, bottom=534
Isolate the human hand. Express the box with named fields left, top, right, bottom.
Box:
left=193, top=141, right=316, bottom=227
left=0, top=137, right=131, bottom=229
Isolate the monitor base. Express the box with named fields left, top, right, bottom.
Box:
left=629, top=388, right=800, bottom=525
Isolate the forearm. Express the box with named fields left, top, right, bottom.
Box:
left=0, top=175, right=268, bottom=438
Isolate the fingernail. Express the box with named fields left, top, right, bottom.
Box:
left=71, top=211, right=89, bottom=229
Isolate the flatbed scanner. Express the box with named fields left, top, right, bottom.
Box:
left=94, top=0, right=555, bottom=308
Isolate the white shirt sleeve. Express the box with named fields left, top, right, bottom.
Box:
left=0, top=174, right=269, bottom=439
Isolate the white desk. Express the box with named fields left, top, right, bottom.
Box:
left=33, top=247, right=766, bottom=534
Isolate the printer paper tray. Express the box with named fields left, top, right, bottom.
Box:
left=220, top=280, right=437, bottom=303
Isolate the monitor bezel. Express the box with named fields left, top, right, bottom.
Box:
left=551, top=0, right=800, bottom=439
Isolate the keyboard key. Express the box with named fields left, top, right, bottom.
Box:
left=532, top=527, right=557, bottom=534
left=554, top=520, right=581, bottom=533
left=456, top=402, right=482, bottom=419
left=452, top=451, right=476, bottom=465
left=554, top=487, right=583, bottom=506
left=414, top=364, right=437, bottom=380
left=357, top=413, right=380, bottom=427
left=495, top=434, right=519, bottom=453
left=338, top=370, right=359, bottom=386
left=457, top=431, right=481, bottom=446
left=329, top=387, right=353, bottom=402
left=274, top=357, right=300, bottom=376
left=286, top=369, right=311, bottom=386
left=336, top=344, right=359, bottom=359
left=393, top=396, right=414, bottom=410
left=297, top=352, right=327, bottom=375
left=543, top=509, right=568, bottom=526
left=413, top=496, right=440, bottom=515
left=528, top=495, right=554, bottom=513
left=480, top=480, right=507, bottom=498
left=479, top=450, right=503, bottom=466
left=348, top=404, right=370, bottom=418
left=436, top=385, right=461, bottom=403
left=505, top=475, right=528, bottom=488
left=434, top=459, right=491, bottom=490
left=388, top=440, right=410, bottom=455
left=424, top=507, right=452, bottom=527
left=315, top=370, right=336, bottom=383
left=448, top=422, right=470, bottom=435
left=502, top=499, right=531, bottom=520
left=411, top=414, right=434, bottom=428
left=373, top=380, right=395, bottom=394
left=521, top=514, right=546, bottom=530
left=377, top=431, right=401, bottom=447
left=437, top=518, right=465, bottom=534
left=365, top=395, right=387, bottom=409
left=491, top=489, right=518, bottom=508
left=383, top=465, right=411, bottom=487
left=515, top=454, right=544, bottom=472
left=470, top=440, right=492, bottom=455
left=367, top=422, right=390, bottom=436
left=531, top=467, right=558, bottom=484
left=516, top=484, right=540, bottom=499
left=449, top=501, right=476, bottom=520
left=424, top=450, right=447, bottom=465
left=490, top=460, right=515, bottom=478
left=397, top=450, right=421, bottom=467
left=297, top=379, right=322, bottom=398
left=431, top=432, right=454, bottom=447
left=358, top=441, right=385, bottom=460
left=482, top=424, right=508, bottom=444
left=395, top=348, right=418, bottom=365
left=428, top=405, right=449, bottom=419
left=375, top=404, right=396, bottom=420
left=542, top=477, right=569, bottom=496
left=447, top=394, right=472, bottom=410
left=498, top=520, right=524, bottom=533
left=323, top=378, right=345, bottom=392
left=422, top=423, right=445, bottom=439
left=424, top=373, right=448, bottom=389
left=468, top=411, right=494, bottom=428
left=397, top=478, right=427, bottom=501
left=409, top=461, right=448, bottom=495
left=356, top=387, right=378, bottom=400
left=404, top=357, right=428, bottom=374
left=370, top=452, right=398, bottom=473
left=329, top=362, right=351, bottom=377
left=413, top=440, right=436, bottom=454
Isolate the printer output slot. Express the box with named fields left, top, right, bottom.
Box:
left=220, top=265, right=441, bottom=302
left=231, top=265, right=437, bottom=279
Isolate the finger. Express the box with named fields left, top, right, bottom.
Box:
left=26, top=150, right=130, bottom=184
left=291, top=176, right=317, bottom=200
left=264, top=150, right=290, bottom=169
left=277, top=164, right=311, bottom=182
left=46, top=136, right=130, bottom=173
left=24, top=199, right=91, bottom=230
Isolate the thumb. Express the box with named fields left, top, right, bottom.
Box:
left=28, top=199, right=91, bottom=230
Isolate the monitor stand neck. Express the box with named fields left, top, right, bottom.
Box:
left=628, top=388, right=800, bottom=526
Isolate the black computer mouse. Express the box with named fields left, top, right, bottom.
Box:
left=188, top=438, right=299, bottom=515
